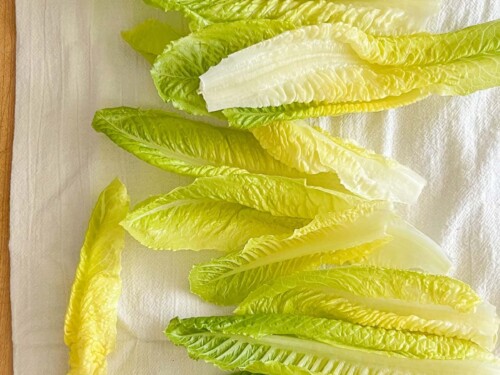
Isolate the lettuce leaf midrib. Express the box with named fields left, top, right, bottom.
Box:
left=175, top=331, right=415, bottom=362
left=215, top=222, right=387, bottom=280
left=124, top=198, right=222, bottom=223
left=205, top=206, right=390, bottom=282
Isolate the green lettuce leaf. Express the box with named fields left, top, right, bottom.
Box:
left=166, top=314, right=500, bottom=374
left=92, top=107, right=300, bottom=178
left=252, top=121, right=426, bottom=204
left=236, top=266, right=499, bottom=351
left=64, top=179, right=130, bottom=374
left=145, top=0, right=440, bottom=35
left=121, top=19, right=182, bottom=64
left=168, top=314, right=490, bottom=360
left=124, top=174, right=361, bottom=221
left=122, top=198, right=308, bottom=252
left=189, top=203, right=392, bottom=305
left=197, top=21, right=500, bottom=125
left=92, top=107, right=346, bottom=192
left=151, top=20, right=292, bottom=115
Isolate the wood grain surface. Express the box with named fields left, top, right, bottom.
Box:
left=0, top=0, right=15, bottom=373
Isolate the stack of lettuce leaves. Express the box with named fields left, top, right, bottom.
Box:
left=201, top=21, right=500, bottom=127
left=85, top=102, right=499, bottom=373
left=140, top=14, right=499, bottom=127
left=236, top=266, right=499, bottom=351
left=63, top=0, right=500, bottom=374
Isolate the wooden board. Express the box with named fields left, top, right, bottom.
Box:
left=0, top=0, right=15, bottom=373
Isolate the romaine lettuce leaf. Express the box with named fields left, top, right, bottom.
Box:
left=169, top=314, right=491, bottom=360
left=151, top=20, right=292, bottom=115
left=145, top=0, right=440, bottom=35
left=64, top=179, right=130, bottom=374
left=166, top=314, right=500, bottom=374
left=92, top=107, right=346, bottom=192
left=122, top=198, right=308, bottom=252
left=198, top=21, right=500, bottom=125
left=93, top=107, right=300, bottom=178
left=124, top=174, right=361, bottom=222
left=236, top=266, right=499, bottom=351
left=121, top=19, right=182, bottom=64
left=189, top=203, right=392, bottom=305
left=252, top=121, right=426, bottom=204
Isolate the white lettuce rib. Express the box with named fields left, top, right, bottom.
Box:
left=200, top=24, right=363, bottom=111
left=363, top=219, right=452, bottom=274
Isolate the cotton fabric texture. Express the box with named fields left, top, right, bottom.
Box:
left=11, top=0, right=500, bottom=373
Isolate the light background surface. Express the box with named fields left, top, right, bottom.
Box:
left=11, top=1, right=500, bottom=373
